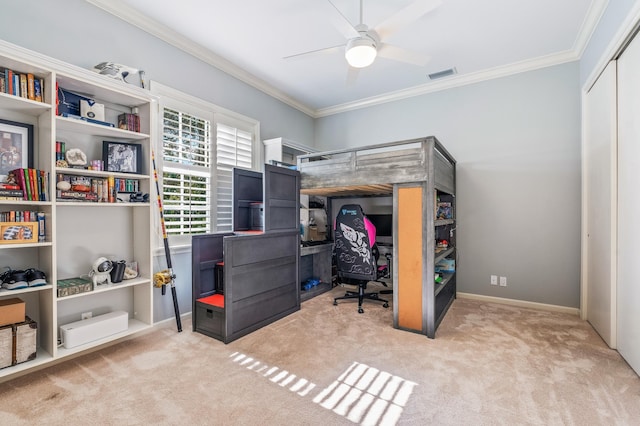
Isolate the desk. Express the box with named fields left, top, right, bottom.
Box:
left=300, top=243, right=333, bottom=302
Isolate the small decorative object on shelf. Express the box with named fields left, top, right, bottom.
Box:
left=128, top=192, right=148, bottom=203
left=65, top=148, right=87, bottom=167
left=56, top=277, right=93, bottom=297
left=55, top=141, right=66, bottom=161
left=89, top=257, right=113, bottom=287
left=436, top=201, right=452, bottom=219
left=92, top=62, right=145, bottom=88
left=79, top=99, right=105, bottom=121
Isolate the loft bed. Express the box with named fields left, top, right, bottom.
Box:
left=296, top=136, right=457, bottom=338
left=297, top=136, right=455, bottom=197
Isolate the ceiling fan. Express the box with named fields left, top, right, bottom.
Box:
left=284, top=0, right=442, bottom=76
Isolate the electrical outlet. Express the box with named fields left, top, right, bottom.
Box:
left=490, top=275, right=498, bottom=286
left=81, top=312, right=92, bottom=320
left=499, top=276, right=507, bottom=287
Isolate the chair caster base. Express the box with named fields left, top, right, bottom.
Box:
left=383, top=302, right=389, bottom=308
left=358, top=307, right=364, bottom=314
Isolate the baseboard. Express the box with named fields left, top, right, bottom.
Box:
left=153, top=311, right=192, bottom=329
left=457, top=292, right=580, bottom=316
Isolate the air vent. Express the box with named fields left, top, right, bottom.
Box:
left=428, top=67, right=457, bottom=80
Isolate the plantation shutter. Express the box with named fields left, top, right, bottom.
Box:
left=215, top=121, right=254, bottom=232
left=162, top=107, right=212, bottom=235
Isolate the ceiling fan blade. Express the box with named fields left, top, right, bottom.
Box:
left=346, top=66, right=360, bottom=86
left=324, top=0, right=360, bottom=39
left=378, top=43, right=430, bottom=66
left=283, top=44, right=345, bottom=60
left=373, top=0, right=442, bottom=40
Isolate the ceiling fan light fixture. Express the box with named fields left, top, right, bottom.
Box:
left=345, top=37, right=377, bottom=68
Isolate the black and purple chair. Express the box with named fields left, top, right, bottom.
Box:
left=333, top=204, right=390, bottom=313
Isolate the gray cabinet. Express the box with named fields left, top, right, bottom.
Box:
left=192, top=164, right=301, bottom=343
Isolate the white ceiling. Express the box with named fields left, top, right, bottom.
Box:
left=87, top=0, right=606, bottom=117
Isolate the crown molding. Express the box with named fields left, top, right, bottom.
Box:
left=85, top=0, right=315, bottom=117
left=573, top=0, right=609, bottom=57
left=315, top=50, right=580, bottom=117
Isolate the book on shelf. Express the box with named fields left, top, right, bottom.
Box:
left=33, top=78, right=42, bottom=102
left=0, top=182, right=21, bottom=190
left=19, top=74, right=27, bottom=99
left=0, top=189, right=24, bottom=197
left=56, top=190, right=98, bottom=202
left=13, top=74, right=19, bottom=96
left=26, top=73, right=35, bottom=100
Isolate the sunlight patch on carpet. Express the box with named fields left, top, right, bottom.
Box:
left=229, top=352, right=316, bottom=396
left=227, top=353, right=415, bottom=424
left=313, top=361, right=417, bottom=426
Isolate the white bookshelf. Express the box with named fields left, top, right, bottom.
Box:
left=0, top=40, right=155, bottom=381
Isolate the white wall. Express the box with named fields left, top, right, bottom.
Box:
left=316, top=63, right=582, bottom=308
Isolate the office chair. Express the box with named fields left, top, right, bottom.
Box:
left=333, top=204, right=390, bottom=313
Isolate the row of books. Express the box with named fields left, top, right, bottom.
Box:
left=8, top=168, right=50, bottom=201
left=0, top=210, right=43, bottom=223
left=117, top=113, right=141, bottom=132
left=0, top=68, right=44, bottom=102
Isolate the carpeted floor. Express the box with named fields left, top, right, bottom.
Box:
left=1, top=284, right=639, bottom=425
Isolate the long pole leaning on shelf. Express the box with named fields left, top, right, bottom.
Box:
left=151, top=149, right=183, bottom=333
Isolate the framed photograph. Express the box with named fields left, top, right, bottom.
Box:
left=0, top=222, right=38, bottom=244
left=103, top=141, right=142, bottom=174
left=0, top=119, right=34, bottom=181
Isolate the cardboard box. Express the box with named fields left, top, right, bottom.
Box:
left=308, top=226, right=326, bottom=242
left=0, top=298, right=25, bottom=327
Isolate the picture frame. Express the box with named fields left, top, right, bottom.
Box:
left=102, top=141, right=142, bottom=174
left=0, top=222, right=38, bottom=244
left=0, top=119, right=34, bottom=181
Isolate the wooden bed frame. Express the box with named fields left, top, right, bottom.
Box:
left=297, top=136, right=457, bottom=338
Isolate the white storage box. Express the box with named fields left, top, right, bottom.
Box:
left=60, top=311, right=128, bottom=349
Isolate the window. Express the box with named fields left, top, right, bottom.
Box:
left=161, top=107, right=212, bottom=236
left=151, top=82, right=260, bottom=245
